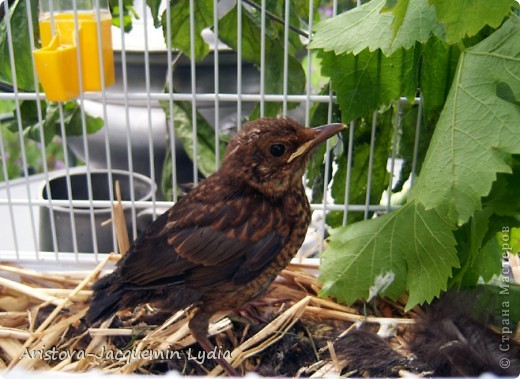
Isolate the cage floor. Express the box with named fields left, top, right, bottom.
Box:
left=0, top=256, right=420, bottom=376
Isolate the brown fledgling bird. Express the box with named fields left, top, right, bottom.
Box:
left=85, top=117, right=345, bottom=375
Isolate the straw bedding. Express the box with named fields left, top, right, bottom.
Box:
left=0, top=256, right=424, bottom=376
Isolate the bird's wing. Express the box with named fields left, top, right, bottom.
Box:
left=118, top=210, right=196, bottom=286
left=117, top=187, right=289, bottom=289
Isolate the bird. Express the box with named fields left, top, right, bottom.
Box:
left=85, top=117, right=346, bottom=375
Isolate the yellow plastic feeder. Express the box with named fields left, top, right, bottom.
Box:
left=33, top=0, right=115, bottom=102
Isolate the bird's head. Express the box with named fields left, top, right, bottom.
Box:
left=221, top=118, right=346, bottom=198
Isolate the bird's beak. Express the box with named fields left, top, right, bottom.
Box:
left=287, top=123, right=347, bottom=163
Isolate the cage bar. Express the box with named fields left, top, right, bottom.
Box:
left=72, top=0, right=99, bottom=257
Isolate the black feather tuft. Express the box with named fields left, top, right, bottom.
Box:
left=85, top=273, right=123, bottom=325
left=408, top=290, right=520, bottom=376
left=333, top=328, right=431, bottom=377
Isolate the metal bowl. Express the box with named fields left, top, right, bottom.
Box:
left=39, top=168, right=155, bottom=253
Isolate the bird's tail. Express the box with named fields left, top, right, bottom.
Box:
left=84, top=273, right=123, bottom=325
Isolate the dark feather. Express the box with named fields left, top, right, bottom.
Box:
left=333, top=329, right=431, bottom=377
left=233, top=230, right=284, bottom=284
left=85, top=273, right=124, bottom=324
left=118, top=211, right=197, bottom=286
left=408, top=290, right=520, bottom=376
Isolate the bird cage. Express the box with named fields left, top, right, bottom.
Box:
left=0, top=0, right=420, bottom=264
left=1, top=0, right=518, bottom=376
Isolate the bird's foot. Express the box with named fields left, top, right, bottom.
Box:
left=236, top=303, right=267, bottom=324
left=198, top=336, right=240, bottom=376
left=236, top=297, right=292, bottom=323
left=189, top=311, right=240, bottom=376
left=248, top=297, right=292, bottom=308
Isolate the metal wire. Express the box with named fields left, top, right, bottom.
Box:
left=259, top=0, right=266, bottom=118
left=236, top=0, right=243, bottom=128
left=213, top=0, right=220, bottom=170
left=118, top=0, right=138, bottom=238
left=73, top=0, right=99, bottom=258
left=94, top=0, right=117, bottom=253
left=364, top=113, right=378, bottom=220
left=57, top=103, right=80, bottom=254
left=142, top=0, right=157, bottom=219
left=317, top=0, right=339, bottom=252
left=411, top=94, right=424, bottom=186
left=189, top=0, right=199, bottom=184
left=387, top=100, right=403, bottom=212
left=304, top=0, right=314, bottom=129
left=0, top=91, right=347, bottom=103
left=166, top=1, right=178, bottom=202
left=0, top=198, right=401, bottom=213
left=341, top=121, right=355, bottom=225
left=282, top=0, right=290, bottom=117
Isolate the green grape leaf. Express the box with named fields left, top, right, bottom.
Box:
left=109, top=0, right=138, bottom=32
left=420, top=36, right=461, bottom=121
left=61, top=102, right=105, bottom=137
left=5, top=101, right=47, bottom=142
left=146, top=0, right=162, bottom=28
left=6, top=101, right=104, bottom=145
left=0, top=100, right=16, bottom=114
left=451, top=207, right=497, bottom=287
left=0, top=0, right=38, bottom=90
left=319, top=47, right=419, bottom=122
left=395, top=100, right=436, bottom=192
left=160, top=90, right=226, bottom=188
left=459, top=232, right=502, bottom=288
left=460, top=164, right=520, bottom=287
left=512, top=227, right=520, bottom=255
left=412, top=16, right=520, bottom=226
left=484, top=160, right=520, bottom=217
left=382, top=0, right=409, bottom=36
left=320, top=200, right=458, bottom=309
left=161, top=0, right=213, bottom=61
left=429, top=0, right=513, bottom=44
left=44, top=102, right=104, bottom=143
left=309, top=0, right=441, bottom=56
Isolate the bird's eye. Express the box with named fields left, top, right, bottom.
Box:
left=269, top=144, right=286, bottom=157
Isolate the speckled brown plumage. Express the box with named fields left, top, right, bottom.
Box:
left=85, top=117, right=345, bottom=375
